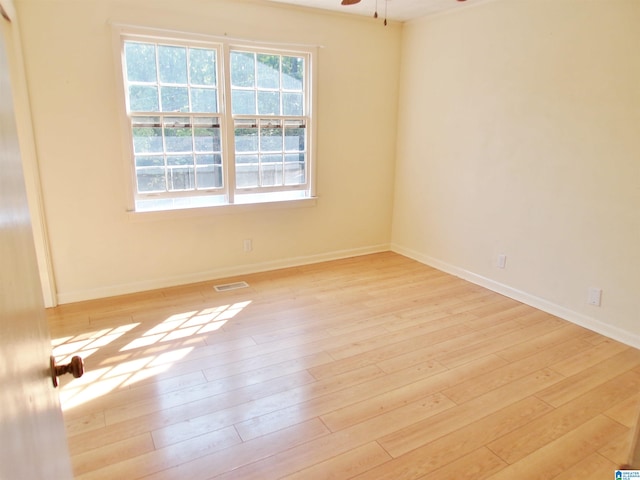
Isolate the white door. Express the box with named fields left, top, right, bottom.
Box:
left=0, top=13, right=73, bottom=480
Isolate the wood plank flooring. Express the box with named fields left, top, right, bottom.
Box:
left=46, top=252, right=640, bottom=479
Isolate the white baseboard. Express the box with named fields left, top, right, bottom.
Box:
left=55, top=242, right=640, bottom=350
left=55, top=244, right=390, bottom=305
left=391, top=243, right=640, bottom=350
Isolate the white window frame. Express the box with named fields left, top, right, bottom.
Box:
left=112, top=25, right=317, bottom=215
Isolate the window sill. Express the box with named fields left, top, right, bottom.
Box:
left=126, top=195, right=317, bottom=222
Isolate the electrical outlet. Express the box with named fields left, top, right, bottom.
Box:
left=588, top=287, right=602, bottom=306
left=243, top=239, right=252, bottom=252
left=497, top=254, right=507, bottom=269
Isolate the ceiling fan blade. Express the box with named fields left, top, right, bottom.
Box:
left=341, top=0, right=361, bottom=5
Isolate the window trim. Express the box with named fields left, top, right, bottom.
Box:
left=111, top=24, right=318, bottom=215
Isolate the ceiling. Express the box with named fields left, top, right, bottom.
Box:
left=264, top=0, right=479, bottom=22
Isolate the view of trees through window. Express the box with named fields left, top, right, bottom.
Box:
left=122, top=38, right=309, bottom=204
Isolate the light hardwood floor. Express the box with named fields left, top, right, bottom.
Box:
left=47, top=252, right=640, bottom=479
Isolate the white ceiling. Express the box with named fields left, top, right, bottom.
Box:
left=264, top=0, right=479, bottom=22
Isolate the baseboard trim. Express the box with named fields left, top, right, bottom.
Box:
left=55, top=244, right=391, bottom=305
left=391, top=243, right=640, bottom=350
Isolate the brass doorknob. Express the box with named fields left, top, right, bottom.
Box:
left=50, top=355, right=84, bottom=388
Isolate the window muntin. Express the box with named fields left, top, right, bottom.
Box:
left=131, top=116, right=223, bottom=194
left=124, top=42, right=219, bottom=114
left=230, top=51, right=304, bottom=116
left=229, top=50, right=307, bottom=192
left=120, top=33, right=313, bottom=212
left=233, top=118, right=306, bottom=189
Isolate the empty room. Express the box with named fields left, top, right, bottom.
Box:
left=1, top=0, right=639, bottom=478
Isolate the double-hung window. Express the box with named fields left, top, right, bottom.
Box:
left=117, top=28, right=315, bottom=212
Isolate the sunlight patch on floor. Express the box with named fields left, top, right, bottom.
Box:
left=51, top=301, right=252, bottom=411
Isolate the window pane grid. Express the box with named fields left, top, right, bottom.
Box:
left=230, top=50, right=305, bottom=117
left=133, top=114, right=223, bottom=194
left=122, top=35, right=312, bottom=208
left=234, top=117, right=306, bottom=190
left=125, top=41, right=219, bottom=114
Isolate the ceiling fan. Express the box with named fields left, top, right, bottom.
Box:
left=340, top=0, right=467, bottom=5
left=340, top=0, right=468, bottom=24
left=340, top=0, right=387, bottom=24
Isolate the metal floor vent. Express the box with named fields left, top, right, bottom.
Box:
left=214, top=281, right=249, bottom=292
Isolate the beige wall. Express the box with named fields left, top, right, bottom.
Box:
left=14, top=0, right=640, bottom=346
left=15, top=0, right=401, bottom=302
left=392, top=0, right=640, bottom=345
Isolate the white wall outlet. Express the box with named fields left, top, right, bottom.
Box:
left=497, top=254, right=507, bottom=269
left=588, top=287, right=602, bottom=306
left=243, top=239, right=253, bottom=252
